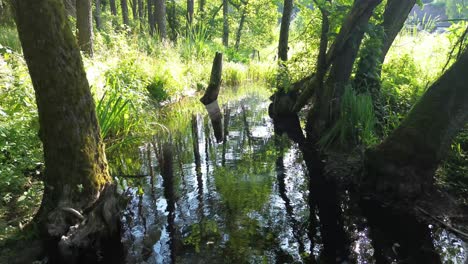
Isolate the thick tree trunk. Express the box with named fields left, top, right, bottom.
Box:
left=121, top=0, right=129, bottom=25
left=278, top=0, right=293, bottom=62
left=200, top=52, right=223, bottom=104
left=187, top=0, right=194, bottom=25
left=234, top=5, right=247, bottom=51
left=76, top=0, right=94, bottom=56
left=365, top=48, right=468, bottom=198
left=110, top=0, right=117, bottom=15
left=12, top=0, right=120, bottom=262
left=94, top=0, right=102, bottom=30
left=154, top=0, right=166, bottom=40
left=222, top=0, right=229, bottom=47
left=63, top=0, right=76, bottom=17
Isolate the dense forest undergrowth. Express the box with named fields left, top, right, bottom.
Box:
left=0, top=0, right=467, bottom=262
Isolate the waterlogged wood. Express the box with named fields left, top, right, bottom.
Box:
left=200, top=52, right=223, bottom=105
left=12, top=0, right=119, bottom=261
left=365, top=48, right=468, bottom=198
left=204, top=100, right=223, bottom=142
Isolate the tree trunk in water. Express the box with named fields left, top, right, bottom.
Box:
left=187, top=0, right=194, bottom=25
left=76, top=0, right=94, bottom=56
left=365, top=48, right=468, bottom=198
left=154, top=0, right=166, bottom=40
left=200, top=52, right=223, bottom=105
left=94, top=0, right=102, bottom=30
left=148, top=0, right=155, bottom=35
left=11, top=0, right=120, bottom=262
left=278, top=0, right=293, bottom=62
left=121, top=0, right=129, bottom=25
left=234, top=5, right=247, bottom=51
left=110, top=0, right=117, bottom=15
left=307, top=0, right=382, bottom=138
left=222, top=0, right=229, bottom=47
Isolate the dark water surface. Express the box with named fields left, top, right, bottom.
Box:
left=121, top=92, right=467, bottom=264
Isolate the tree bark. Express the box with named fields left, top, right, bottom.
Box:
left=365, top=48, right=468, bottom=198
left=11, top=0, right=120, bottom=261
left=137, top=0, right=143, bottom=19
left=234, top=4, right=247, bottom=51
left=154, top=0, right=166, bottom=40
left=94, top=0, right=102, bottom=30
left=121, top=0, right=129, bottom=25
left=222, top=0, right=229, bottom=47
left=110, top=0, right=117, bottom=15
left=76, top=0, right=94, bottom=56
left=187, top=0, right=194, bottom=25
left=278, top=0, right=293, bottom=62
left=199, top=0, right=205, bottom=15
left=200, top=52, right=223, bottom=105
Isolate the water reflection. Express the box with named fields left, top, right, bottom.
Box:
left=121, top=92, right=467, bottom=264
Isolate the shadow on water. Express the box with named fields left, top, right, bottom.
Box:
left=121, top=92, right=467, bottom=263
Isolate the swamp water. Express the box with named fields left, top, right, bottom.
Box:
left=119, top=90, right=467, bottom=264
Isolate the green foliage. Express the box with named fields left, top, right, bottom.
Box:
left=318, top=87, right=377, bottom=150
left=0, top=27, right=21, bottom=53
left=445, top=0, right=468, bottom=20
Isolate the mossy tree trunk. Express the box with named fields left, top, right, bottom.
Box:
left=12, top=0, right=120, bottom=261
left=365, top=48, right=468, bottom=198
left=278, top=0, right=293, bottom=62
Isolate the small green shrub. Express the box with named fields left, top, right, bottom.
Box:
left=146, top=77, right=170, bottom=103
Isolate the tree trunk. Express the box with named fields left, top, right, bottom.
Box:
left=199, top=0, right=205, bottom=15
left=365, top=48, right=468, bottom=198
left=94, top=0, right=102, bottom=30
left=167, top=0, right=178, bottom=42
left=131, top=0, right=137, bottom=20
left=11, top=0, right=120, bottom=262
left=306, top=0, right=382, bottom=138
left=148, top=0, right=155, bottom=35
left=63, top=0, right=76, bottom=17
left=121, top=0, right=129, bottom=25
left=234, top=5, right=247, bottom=51
left=187, top=0, right=194, bottom=25
left=138, top=0, right=143, bottom=19
left=278, top=0, right=293, bottom=61
left=110, top=0, right=117, bottom=15
left=200, top=52, right=223, bottom=104
left=222, top=0, right=229, bottom=47
left=353, top=0, right=416, bottom=129
left=76, top=0, right=94, bottom=56
left=154, top=0, right=166, bottom=40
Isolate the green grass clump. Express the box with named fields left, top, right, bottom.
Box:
left=319, top=87, right=377, bottom=150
